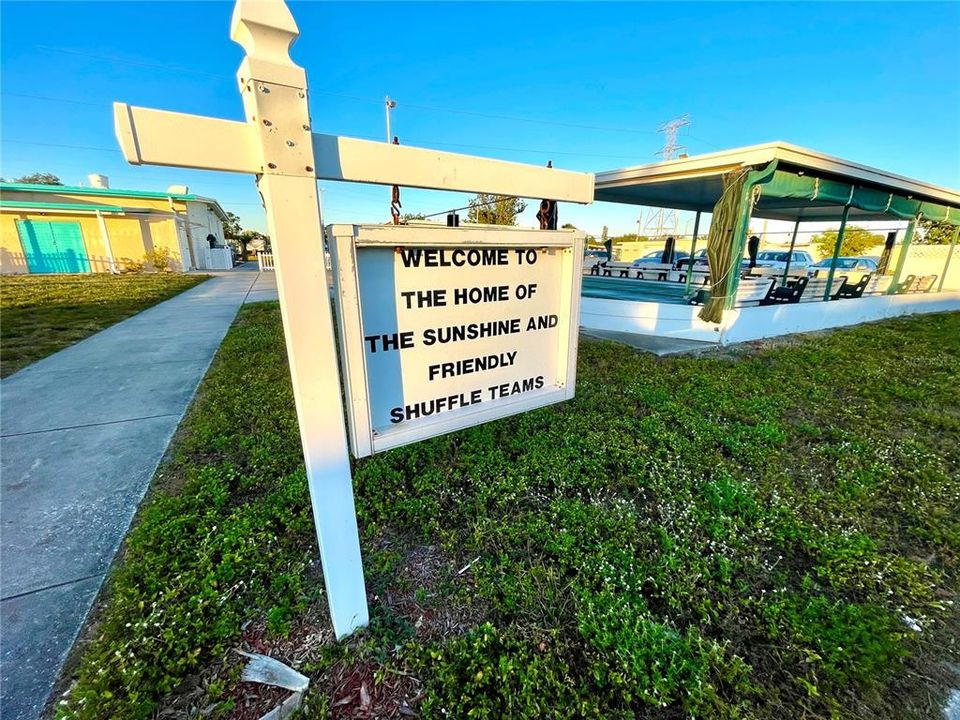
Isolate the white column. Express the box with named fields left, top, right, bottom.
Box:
left=96, top=210, right=118, bottom=273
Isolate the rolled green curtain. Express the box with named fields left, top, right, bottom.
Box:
left=699, top=170, right=750, bottom=323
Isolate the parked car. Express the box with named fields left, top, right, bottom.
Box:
left=631, top=250, right=690, bottom=266
left=807, top=256, right=878, bottom=276
left=676, top=248, right=708, bottom=268
left=582, top=250, right=609, bottom=270
left=743, top=250, right=814, bottom=273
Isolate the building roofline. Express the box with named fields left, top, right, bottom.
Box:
left=0, top=200, right=129, bottom=214
left=595, top=141, right=960, bottom=209
left=0, top=182, right=230, bottom=221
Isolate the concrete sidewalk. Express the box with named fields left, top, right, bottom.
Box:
left=0, top=270, right=262, bottom=720
left=244, top=267, right=280, bottom=303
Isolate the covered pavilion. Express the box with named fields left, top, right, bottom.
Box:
left=596, top=143, right=960, bottom=302
left=581, top=142, right=960, bottom=345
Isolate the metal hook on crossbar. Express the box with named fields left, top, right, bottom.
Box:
left=390, top=136, right=402, bottom=225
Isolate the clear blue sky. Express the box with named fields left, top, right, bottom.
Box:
left=2, top=1, right=958, bottom=237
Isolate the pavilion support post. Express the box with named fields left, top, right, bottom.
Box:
left=781, top=219, right=800, bottom=283
left=936, top=225, right=960, bottom=292
left=684, top=210, right=701, bottom=294
left=887, top=219, right=916, bottom=294
left=823, top=205, right=850, bottom=300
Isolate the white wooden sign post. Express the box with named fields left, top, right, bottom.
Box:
left=112, top=0, right=594, bottom=639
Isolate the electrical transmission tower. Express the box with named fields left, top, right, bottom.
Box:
left=655, top=114, right=690, bottom=161
left=643, top=114, right=691, bottom=240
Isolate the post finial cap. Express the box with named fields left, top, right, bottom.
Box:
left=230, top=0, right=300, bottom=65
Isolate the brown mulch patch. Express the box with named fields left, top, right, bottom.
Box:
left=377, top=544, right=487, bottom=641
left=325, top=661, right=422, bottom=719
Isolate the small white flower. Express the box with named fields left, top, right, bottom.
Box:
left=901, top=614, right=922, bottom=632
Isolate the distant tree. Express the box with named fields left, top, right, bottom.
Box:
left=609, top=233, right=651, bottom=244
left=239, top=229, right=268, bottom=248
left=222, top=212, right=242, bottom=239
left=401, top=213, right=426, bottom=222
left=914, top=219, right=955, bottom=245
left=467, top=193, right=527, bottom=225
left=561, top=223, right=577, bottom=230
left=236, top=229, right=269, bottom=261
left=811, top=225, right=884, bottom=257
left=601, top=225, right=609, bottom=244
left=10, top=172, right=62, bottom=185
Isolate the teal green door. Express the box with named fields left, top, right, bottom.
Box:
left=16, top=220, right=90, bottom=273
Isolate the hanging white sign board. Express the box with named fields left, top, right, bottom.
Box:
left=330, top=224, right=584, bottom=458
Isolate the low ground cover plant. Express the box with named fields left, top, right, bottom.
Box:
left=0, top=273, right=208, bottom=376
left=57, top=305, right=959, bottom=719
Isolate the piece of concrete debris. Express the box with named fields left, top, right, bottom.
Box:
left=259, top=691, right=307, bottom=720
left=239, top=650, right=309, bottom=692
left=944, top=689, right=960, bottom=720
left=399, top=698, right=418, bottom=717
left=237, top=650, right=310, bottom=720
left=457, top=556, right=481, bottom=575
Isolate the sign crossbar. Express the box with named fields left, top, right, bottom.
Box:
left=113, top=105, right=595, bottom=202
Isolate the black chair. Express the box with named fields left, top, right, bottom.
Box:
left=759, top=276, right=808, bottom=305
left=837, top=273, right=871, bottom=299
left=892, top=274, right=917, bottom=294
left=688, top=288, right=710, bottom=306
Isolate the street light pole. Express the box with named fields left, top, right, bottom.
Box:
left=385, top=96, right=396, bottom=143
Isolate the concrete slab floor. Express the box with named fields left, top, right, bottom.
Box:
left=0, top=270, right=259, bottom=720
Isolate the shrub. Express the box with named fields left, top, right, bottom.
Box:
left=763, top=593, right=908, bottom=691
left=119, top=256, right=145, bottom=273
left=410, top=624, right=595, bottom=719
left=144, top=247, right=172, bottom=272
left=576, top=588, right=753, bottom=717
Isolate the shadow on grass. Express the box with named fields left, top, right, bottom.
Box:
left=0, top=274, right=209, bottom=377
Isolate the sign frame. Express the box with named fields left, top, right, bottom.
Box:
left=329, top=223, right=585, bottom=458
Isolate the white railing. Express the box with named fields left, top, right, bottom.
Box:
left=257, top=251, right=275, bottom=271
left=258, top=250, right=330, bottom=271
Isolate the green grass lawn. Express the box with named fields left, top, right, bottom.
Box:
left=58, top=305, right=959, bottom=720
left=0, top=273, right=209, bottom=377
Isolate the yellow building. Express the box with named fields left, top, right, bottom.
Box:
left=0, top=179, right=232, bottom=274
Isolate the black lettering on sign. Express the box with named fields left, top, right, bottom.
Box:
left=488, top=375, right=546, bottom=400
left=526, top=314, right=559, bottom=331
left=453, top=285, right=510, bottom=305
left=365, top=332, right=415, bottom=353
left=422, top=318, right=521, bottom=346
left=427, top=350, right=518, bottom=381
left=400, top=289, right=447, bottom=309
left=515, top=283, right=538, bottom=300
left=514, top=248, right=538, bottom=265
left=389, top=389, right=484, bottom=424
left=398, top=247, right=509, bottom=268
